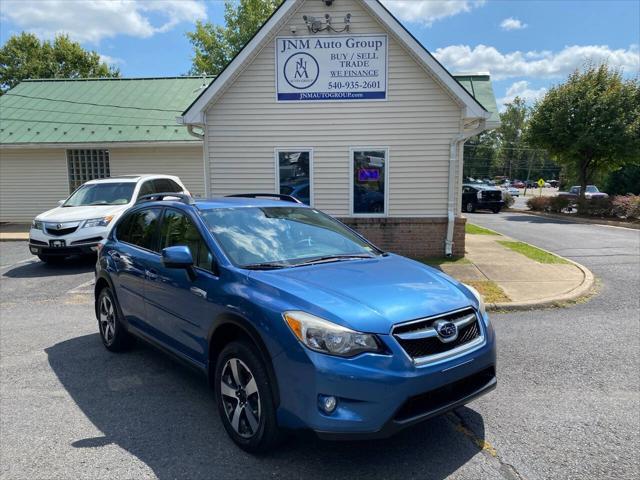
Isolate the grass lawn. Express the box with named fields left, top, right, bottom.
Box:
left=420, top=257, right=471, bottom=267
left=465, top=223, right=501, bottom=235
left=497, top=240, right=570, bottom=264
left=466, top=280, right=510, bottom=304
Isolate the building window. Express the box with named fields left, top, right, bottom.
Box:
left=351, top=148, right=388, bottom=215
left=276, top=149, right=312, bottom=205
left=67, top=149, right=110, bottom=192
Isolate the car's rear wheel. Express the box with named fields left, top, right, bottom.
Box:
left=96, top=287, right=133, bottom=352
left=492, top=206, right=502, bottom=214
left=215, top=341, right=282, bottom=453
left=466, top=202, right=476, bottom=213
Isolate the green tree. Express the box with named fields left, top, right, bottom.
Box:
left=527, top=63, right=640, bottom=200
left=187, top=0, right=281, bottom=75
left=0, top=33, right=119, bottom=94
left=496, top=96, right=529, bottom=179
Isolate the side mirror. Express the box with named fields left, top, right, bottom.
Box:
left=162, top=245, right=194, bottom=269
left=57, top=200, right=65, bottom=206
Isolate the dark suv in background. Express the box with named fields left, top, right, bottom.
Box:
left=462, top=184, right=505, bottom=213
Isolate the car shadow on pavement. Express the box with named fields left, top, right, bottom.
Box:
left=3, top=256, right=95, bottom=278
left=46, top=334, right=487, bottom=480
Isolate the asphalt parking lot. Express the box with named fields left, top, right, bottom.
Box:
left=1, top=213, right=639, bottom=480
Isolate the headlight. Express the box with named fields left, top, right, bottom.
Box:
left=464, top=284, right=487, bottom=321
left=283, top=311, right=382, bottom=357
left=82, top=215, right=114, bottom=228
left=31, top=220, right=43, bottom=230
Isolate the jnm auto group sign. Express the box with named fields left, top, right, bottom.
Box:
left=276, top=34, right=387, bottom=101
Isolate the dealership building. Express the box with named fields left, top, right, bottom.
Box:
left=0, top=0, right=498, bottom=257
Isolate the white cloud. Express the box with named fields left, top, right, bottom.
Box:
left=500, top=17, right=527, bottom=31
left=498, top=81, right=547, bottom=110
left=435, top=44, right=640, bottom=80
left=98, top=54, right=123, bottom=66
left=0, top=0, right=207, bottom=43
left=382, top=0, right=486, bottom=26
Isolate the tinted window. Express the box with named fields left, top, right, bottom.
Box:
left=154, top=178, right=182, bottom=193
left=138, top=181, right=155, bottom=198
left=120, top=208, right=161, bottom=251
left=160, top=209, right=214, bottom=271
left=64, top=182, right=135, bottom=206
left=352, top=149, right=386, bottom=214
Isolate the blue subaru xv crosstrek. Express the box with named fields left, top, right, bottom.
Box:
left=94, top=192, right=496, bottom=452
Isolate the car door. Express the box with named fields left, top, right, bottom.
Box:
left=462, top=186, right=476, bottom=207
left=143, top=207, right=223, bottom=366
left=109, top=207, right=162, bottom=332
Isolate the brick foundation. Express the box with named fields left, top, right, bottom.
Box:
left=339, top=216, right=466, bottom=259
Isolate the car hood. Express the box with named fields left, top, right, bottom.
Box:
left=249, top=254, right=473, bottom=334
left=36, top=204, right=129, bottom=223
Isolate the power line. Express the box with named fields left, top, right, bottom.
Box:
left=2, top=92, right=183, bottom=113
left=1, top=105, right=169, bottom=122
left=0, top=117, right=181, bottom=128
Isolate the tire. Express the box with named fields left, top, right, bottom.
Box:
left=215, top=340, right=282, bottom=453
left=96, top=287, right=134, bottom=352
left=38, top=254, right=65, bottom=264
left=466, top=202, right=476, bottom=213
left=492, top=206, right=502, bottom=214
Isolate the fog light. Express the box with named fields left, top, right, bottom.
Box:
left=319, top=395, right=337, bottom=414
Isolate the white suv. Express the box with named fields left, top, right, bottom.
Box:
left=29, top=174, right=188, bottom=263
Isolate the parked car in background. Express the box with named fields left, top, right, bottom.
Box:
left=512, top=180, right=525, bottom=188
left=525, top=180, right=538, bottom=189
left=557, top=185, right=609, bottom=201
left=547, top=180, right=559, bottom=188
left=94, top=193, right=496, bottom=452
left=502, top=186, right=520, bottom=197
left=280, top=179, right=310, bottom=205
left=29, top=174, right=188, bottom=263
left=462, top=184, right=505, bottom=213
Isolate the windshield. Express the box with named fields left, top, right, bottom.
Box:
left=586, top=186, right=599, bottom=193
left=64, top=182, right=136, bottom=206
left=201, top=206, right=380, bottom=267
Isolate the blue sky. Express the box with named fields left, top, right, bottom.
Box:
left=1, top=0, right=638, bottom=110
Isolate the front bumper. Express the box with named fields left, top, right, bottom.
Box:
left=29, top=226, right=106, bottom=256
left=272, top=312, right=497, bottom=439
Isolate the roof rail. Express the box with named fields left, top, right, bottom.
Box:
left=136, top=192, right=195, bottom=205
left=225, top=193, right=303, bottom=204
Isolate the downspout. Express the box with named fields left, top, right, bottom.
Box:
left=186, top=124, right=204, bottom=140
left=445, top=118, right=486, bottom=257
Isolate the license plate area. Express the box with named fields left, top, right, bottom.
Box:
left=49, top=240, right=66, bottom=248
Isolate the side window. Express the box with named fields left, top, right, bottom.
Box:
left=154, top=178, right=183, bottom=193
left=116, top=213, right=134, bottom=243
left=160, top=209, right=214, bottom=272
left=138, top=180, right=155, bottom=198
left=127, top=208, right=161, bottom=251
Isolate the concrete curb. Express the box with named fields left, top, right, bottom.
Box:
left=485, top=243, right=596, bottom=312
left=0, top=234, right=29, bottom=242
left=506, top=209, right=640, bottom=230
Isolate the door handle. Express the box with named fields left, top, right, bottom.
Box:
left=190, top=286, right=207, bottom=299
left=145, top=269, right=158, bottom=280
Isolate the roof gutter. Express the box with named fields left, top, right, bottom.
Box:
left=445, top=118, right=487, bottom=257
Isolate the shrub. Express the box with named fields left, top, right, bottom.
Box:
left=611, top=195, right=640, bottom=219
left=577, top=197, right=613, bottom=216
left=502, top=192, right=515, bottom=208
left=547, top=196, right=571, bottom=213
left=526, top=196, right=550, bottom=211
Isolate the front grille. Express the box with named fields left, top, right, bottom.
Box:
left=46, top=226, right=78, bottom=236
left=394, top=366, right=495, bottom=422
left=482, top=190, right=502, bottom=201
left=392, top=308, right=483, bottom=361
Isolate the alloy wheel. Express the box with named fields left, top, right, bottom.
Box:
left=99, top=295, right=116, bottom=345
left=220, top=358, right=261, bottom=438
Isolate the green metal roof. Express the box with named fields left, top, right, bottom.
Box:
left=0, top=77, right=213, bottom=145
left=454, top=74, right=499, bottom=125
left=0, top=74, right=497, bottom=145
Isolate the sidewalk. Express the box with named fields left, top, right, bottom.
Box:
left=437, top=227, right=594, bottom=310
left=0, top=223, right=30, bottom=241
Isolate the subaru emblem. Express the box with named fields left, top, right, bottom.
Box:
left=434, top=320, right=458, bottom=343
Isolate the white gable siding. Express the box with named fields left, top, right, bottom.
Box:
left=109, top=146, right=205, bottom=197
left=205, top=0, right=463, bottom=217
left=0, top=148, right=68, bottom=222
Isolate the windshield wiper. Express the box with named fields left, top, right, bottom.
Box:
left=293, top=254, right=375, bottom=267
left=242, top=262, right=290, bottom=270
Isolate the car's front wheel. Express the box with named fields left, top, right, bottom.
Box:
left=492, top=206, right=502, bottom=214
left=96, top=287, right=133, bottom=352
left=465, top=201, right=476, bottom=213
left=215, top=341, right=282, bottom=453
